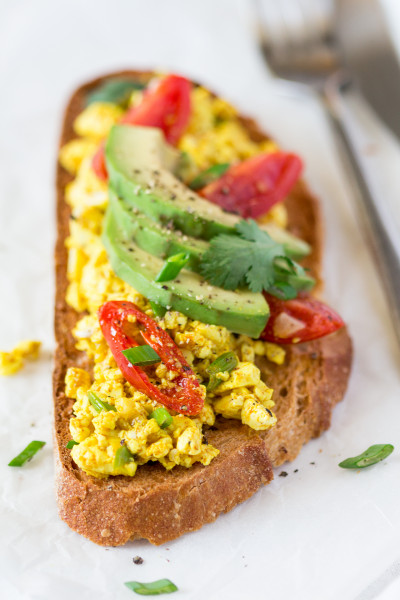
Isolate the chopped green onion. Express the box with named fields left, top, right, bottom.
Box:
left=122, top=345, right=161, bottom=367
left=8, top=441, right=46, bottom=467
left=207, top=351, right=238, bottom=392
left=270, top=257, right=315, bottom=298
left=114, top=445, right=135, bottom=469
left=86, top=78, right=146, bottom=107
left=150, top=407, right=173, bottom=429
left=155, top=253, right=189, bottom=283
left=66, top=440, right=79, bottom=449
left=124, top=579, right=178, bottom=595
left=189, top=163, right=230, bottom=190
left=150, top=301, right=167, bottom=318
left=268, top=282, right=298, bottom=300
left=339, top=444, right=394, bottom=469
left=88, top=391, right=117, bottom=412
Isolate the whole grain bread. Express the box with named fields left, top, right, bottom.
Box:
left=53, top=71, right=352, bottom=546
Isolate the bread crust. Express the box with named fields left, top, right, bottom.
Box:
left=54, top=71, right=352, bottom=546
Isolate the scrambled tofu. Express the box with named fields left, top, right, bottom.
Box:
left=60, top=83, right=286, bottom=479
left=0, top=340, right=41, bottom=376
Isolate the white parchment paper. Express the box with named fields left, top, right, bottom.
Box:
left=1, top=1, right=400, bottom=599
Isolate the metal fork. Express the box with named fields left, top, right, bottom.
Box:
left=254, top=0, right=400, bottom=352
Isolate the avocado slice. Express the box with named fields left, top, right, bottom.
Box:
left=106, top=125, right=241, bottom=240
left=108, top=188, right=207, bottom=272
left=106, top=125, right=311, bottom=257
left=102, top=208, right=269, bottom=337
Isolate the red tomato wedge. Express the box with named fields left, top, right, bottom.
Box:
left=92, top=74, right=192, bottom=181
left=200, top=152, right=303, bottom=218
left=98, top=301, right=204, bottom=416
left=260, top=293, right=345, bottom=344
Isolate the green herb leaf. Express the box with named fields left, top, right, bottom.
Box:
left=66, top=440, right=79, bottom=449
left=86, top=78, right=146, bottom=108
left=189, top=163, right=230, bottom=190
left=122, top=345, right=161, bottom=367
left=114, top=445, right=136, bottom=469
left=8, top=441, right=46, bottom=467
left=88, top=391, right=117, bottom=412
left=155, top=253, right=189, bottom=283
left=124, top=579, right=178, bottom=595
left=207, top=351, right=238, bottom=392
left=339, top=444, right=394, bottom=469
left=200, top=219, right=315, bottom=295
left=150, top=301, right=167, bottom=318
left=149, top=407, right=173, bottom=429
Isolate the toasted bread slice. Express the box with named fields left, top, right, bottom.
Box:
left=54, top=71, right=352, bottom=546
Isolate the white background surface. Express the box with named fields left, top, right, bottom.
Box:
left=1, top=1, right=400, bottom=599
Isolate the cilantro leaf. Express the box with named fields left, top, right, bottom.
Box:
left=200, top=219, right=315, bottom=296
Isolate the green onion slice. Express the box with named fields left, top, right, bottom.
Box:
left=122, top=345, right=161, bottom=367
left=189, top=163, right=230, bottom=190
left=150, top=301, right=167, bottom=318
left=150, top=407, right=173, bottom=429
left=86, top=78, right=146, bottom=107
left=124, top=579, right=178, bottom=595
left=267, top=282, right=298, bottom=300
left=207, top=351, right=238, bottom=392
left=66, top=440, right=79, bottom=449
left=339, top=444, right=394, bottom=469
left=271, top=257, right=315, bottom=298
left=114, top=445, right=135, bottom=469
left=88, top=391, right=117, bottom=412
left=8, top=441, right=46, bottom=467
left=155, top=253, right=189, bottom=283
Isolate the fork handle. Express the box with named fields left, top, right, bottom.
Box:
left=323, top=73, right=400, bottom=350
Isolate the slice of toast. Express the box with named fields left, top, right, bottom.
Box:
left=54, top=71, right=352, bottom=546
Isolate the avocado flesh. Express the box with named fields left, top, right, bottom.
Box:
left=106, top=125, right=310, bottom=257
left=102, top=208, right=269, bottom=338
left=108, top=188, right=208, bottom=272
left=106, top=125, right=238, bottom=240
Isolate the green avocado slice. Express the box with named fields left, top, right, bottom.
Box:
left=106, top=125, right=310, bottom=257
left=108, top=187, right=208, bottom=272
left=102, top=208, right=269, bottom=338
left=109, top=185, right=310, bottom=271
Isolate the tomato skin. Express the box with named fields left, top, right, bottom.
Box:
left=91, top=141, right=108, bottom=181
left=98, top=301, right=204, bottom=415
left=200, top=152, right=302, bottom=219
left=121, top=74, right=191, bottom=144
left=260, top=293, right=345, bottom=344
left=92, top=74, right=192, bottom=180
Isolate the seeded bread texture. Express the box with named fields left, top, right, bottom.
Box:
left=54, top=71, right=352, bottom=546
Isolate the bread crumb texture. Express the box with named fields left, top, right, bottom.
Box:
left=59, top=83, right=284, bottom=479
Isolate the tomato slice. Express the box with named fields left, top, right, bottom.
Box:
left=260, top=293, right=345, bottom=344
left=92, top=74, right=192, bottom=181
left=98, top=300, right=204, bottom=415
left=200, top=152, right=302, bottom=219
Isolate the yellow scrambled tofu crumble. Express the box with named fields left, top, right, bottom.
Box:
left=0, top=340, right=41, bottom=376
left=60, top=82, right=286, bottom=479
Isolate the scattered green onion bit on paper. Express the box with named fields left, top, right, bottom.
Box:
left=155, top=253, right=189, bottom=283
left=339, top=444, right=394, bottom=469
left=207, top=351, right=238, bottom=392
left=189, top=163, right=230, bottom=190
left=124, top=579, right=178, bottom=595
left=88, top=390, right=117, bottom=412
left=122, top=345, right=161, bottom=367
left=66, top=440, right=79, bottom=449
left=8, top=441, right=46, bottom=467
left=150, top=407, right=173, bottom=429
left=114, top=445, right=135, bottom=469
